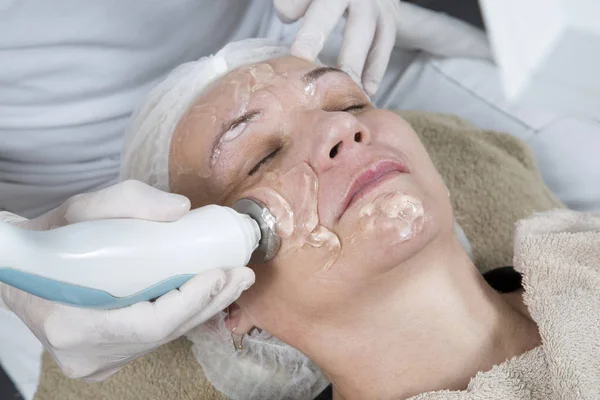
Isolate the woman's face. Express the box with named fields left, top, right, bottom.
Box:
left=169, top=56, right=454, bottom=335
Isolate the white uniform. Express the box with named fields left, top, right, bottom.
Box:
left=0, top=1, right=279, bottom=397
left=0, top=0, right=279, bottom=218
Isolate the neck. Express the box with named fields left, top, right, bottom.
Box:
left=295, top=238, right=540, bottom=400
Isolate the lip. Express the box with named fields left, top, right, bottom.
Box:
left=340, top=159, right=408, bottom=217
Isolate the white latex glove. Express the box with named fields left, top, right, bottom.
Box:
left=0, top=180, right=255, bottom=381
left=274, top=0, right=491, bottom=96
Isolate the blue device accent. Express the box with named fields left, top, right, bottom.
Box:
left=0, top=268, right=194, bottom=309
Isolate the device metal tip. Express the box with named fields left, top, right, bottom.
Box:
left=232, top=198, right=281, bottom=263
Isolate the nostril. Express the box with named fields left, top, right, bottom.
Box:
left=354, top=132, right=362, bottom=143
left=329, top=142, right=342, bottom=158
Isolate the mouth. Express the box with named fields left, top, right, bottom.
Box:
left=340, top=159, right=408, bottom=217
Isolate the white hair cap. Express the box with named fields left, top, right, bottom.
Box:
left=187, top=313, right=329, bottom=400
left=119, top=38, right=291, bottom=191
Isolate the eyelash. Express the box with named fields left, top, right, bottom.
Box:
left=247, top=104, right=365, bottom=176
left=341, top=103, right=366, bottom=112
left=249, top=148, right=281, bottom=176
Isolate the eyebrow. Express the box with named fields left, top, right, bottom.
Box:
left=302, top=66, right=348, bottom=84
left=210, top=109, right=263, bottom=163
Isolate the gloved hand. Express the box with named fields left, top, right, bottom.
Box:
left=274, top=0, right=491, bottom=96
left=0, top=180, right=255, bottom=381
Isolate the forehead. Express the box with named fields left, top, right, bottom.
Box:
left=176, top=56, right=318, bottom=134
left=201, top=56, right=317, bottom=104
left=260, top=55, right=317, bottom=77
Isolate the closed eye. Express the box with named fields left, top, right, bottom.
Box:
left=248, top=148, right=281, bottom=176
left=341, top=104, right=366, bottom=112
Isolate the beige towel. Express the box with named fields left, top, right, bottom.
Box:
left=33, top=112, right=564, bottom=400
left=412, top=209, right=600, bottom=399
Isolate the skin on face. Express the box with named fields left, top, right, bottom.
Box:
left=168, top=56, right=454, bottom=339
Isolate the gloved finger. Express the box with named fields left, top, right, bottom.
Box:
left=38, top=268, right=253, bottom=351
left=79, top=351, right=152, bottom=382
left=98, top=268, right=254, bottom=343
left=173, top=268, right=256, bottom=336
left=0, top=282, right=12, bottom=310
left=48, top=348, right=112, bottom=380
left=39, top=269, right=228, bottom=349
left=273, top=0, right=313, bottom=23
left=337, top=2, right=377, bottom=85
left=60, top=180, right=190, bottom=225
left=23, top=181, right=190, bottom=230
left=290, top=0, right=349, bottom=61
left=83, top=365, right=125, bottom=383
left=170, top=267, right=256, bottom=337
left=0, top=211, right=28, bottom=225
left=50, top=344, right=145, bottom=380
left=0, top=211, right=36, bottom=233
left=0, top=281, right=39, bottom=319
left=1, top=283, right=60, bottom=342
left=361, top=10, right=397, bottom=97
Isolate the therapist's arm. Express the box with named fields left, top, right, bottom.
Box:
left=0, top=180, right=254, bottom=381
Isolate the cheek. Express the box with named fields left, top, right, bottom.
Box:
left=370, top=114, right=449, bottom=207
left=240, top=162, right=342, bottom=274
left=240, top=259, right=358, bottom=332
left=236, top=267, right=282, bottom=326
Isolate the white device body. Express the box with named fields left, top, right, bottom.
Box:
left=479, top=0, right=600, bottom=118
left=0, top=205, right=260, bottom=299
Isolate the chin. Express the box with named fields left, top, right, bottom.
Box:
left=329, top=176, right=451, bottom=278
left=380, top=220, right=435, bottom=263
left=329, top=216, right=438, bottom=281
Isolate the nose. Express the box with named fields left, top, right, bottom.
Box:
left=310, top=112, right=372, bottom=172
